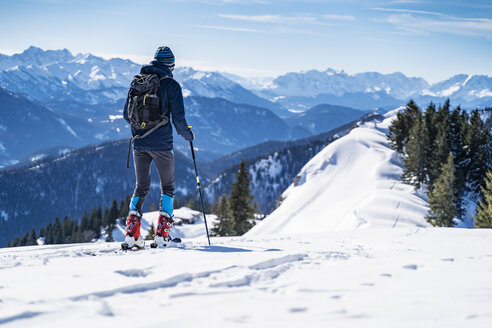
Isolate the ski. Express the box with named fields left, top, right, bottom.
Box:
left=121, top=242, right=145, bottom=251
left=120, top=237, right=182, bottom=250
left=150, top=237, right=182, bottom=248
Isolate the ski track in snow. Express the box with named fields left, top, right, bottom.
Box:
left=1, top=229, right=492, bottom=327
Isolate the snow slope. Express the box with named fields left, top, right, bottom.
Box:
left=1, top=228, right=492, bottom=327
left=249, top=109, right=430, bottom=236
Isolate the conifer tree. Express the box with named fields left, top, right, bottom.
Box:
left=388, top=111, right=408, bottom=154
left=230, top=160, right=256, bottom=235
left=466, top=110, right=491, bottom=195
left=27, top=228, right=37, bottom=245
left=431, top=101, right=451, bottom=183
left=422, top=103, right=437, bottom=184
left=387, top=100, right=421, bottom=153
left=173, top=197, right=180, bottom=210
left=38, top=227, right=46, bottom=239
left=145, top=222, right=156, bottom=240
left=449, top=106, right=468, bottom=218
left=211, top=195, right=220, bottom=214
left=474, top=170, right=492, bottom=228
left=212, top=194, right=236, bottom=236
left=402, top=112, right=426, bottom=188
left=426, top=153, right=456, bottom=227
left=89, top=207, right=102, bottom=239
left=53, top=217, right=64, bottom=244
left=80, top=211, right=90, bottom=232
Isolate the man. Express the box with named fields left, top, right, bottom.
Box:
left=123, top=46, right=194, bottom=248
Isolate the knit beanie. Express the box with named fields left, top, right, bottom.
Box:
left=154, top=46, right=175, bottom=68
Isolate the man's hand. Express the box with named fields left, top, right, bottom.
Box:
left=183, top=126, right=195, bottom=141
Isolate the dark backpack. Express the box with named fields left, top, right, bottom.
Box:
left=126, top=73, right=171, bottom=130
left=125, top=73, right=172, bottom=168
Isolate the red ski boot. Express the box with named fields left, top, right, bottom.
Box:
left=151, top=211, right=174, bottom=247
left=122, top=210, right=144, bottom=250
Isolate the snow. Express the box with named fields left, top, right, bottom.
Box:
left=1, top=229, right=492, bottom=327
left=56, top=118, right=78, bottom=139
left=248, top=109, right=430, bottom=236
left=439, top=84, right=461, bottom=97
left=468, top=89, right=492, bottom=98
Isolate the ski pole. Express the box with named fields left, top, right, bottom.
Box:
left=189, top=140, right=211, bottom=246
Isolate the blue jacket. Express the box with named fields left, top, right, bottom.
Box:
left=123, top=61, right=190, bottom=151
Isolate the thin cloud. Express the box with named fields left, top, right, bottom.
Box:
left=379, top=13, right=492, bottom=38
left=196, top=24, right=266, bottom=33
left=322, top=14, right=355, bottom=21
left=390, top=0, right=425, bottom=3
left=218, top=14, right=317, bottom=23
left=371, top=7, right=444, bottom=16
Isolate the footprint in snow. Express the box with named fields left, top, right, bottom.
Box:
left=380, top=273, right=392, bottom=277
left=441, top=258, right=454, bottom=262
left=114, top=269, right=149, bottom=277
left=403, top=264, right=418, bottom=270
left=289, top=307, right=308, bottom=313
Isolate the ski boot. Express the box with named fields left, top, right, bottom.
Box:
left=121, top=210, right=144, bottom=250
left=150, top=212, right=180, bottom=248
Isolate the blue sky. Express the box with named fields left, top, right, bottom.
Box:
left=0, top=0, right=491, bottom=83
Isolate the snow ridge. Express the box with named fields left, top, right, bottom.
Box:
left=249, top=109, right=430, bottom=236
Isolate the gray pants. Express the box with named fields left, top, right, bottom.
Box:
left=130, top=150, right=174, bottom=214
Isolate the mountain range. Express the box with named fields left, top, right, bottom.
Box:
left=231, top=68, right=492, bottom=112
left=1, top=46, right=491, bottom=166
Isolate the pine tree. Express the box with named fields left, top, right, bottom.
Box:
left=402, top=112, right=426, bottom=188
left=387, top=100, right=421, bottom=153
left=27, top=228, right=37, bottom=245
left=173, top=197, right=180, bottom=210
left=230, top=160, right=256, bottom=235
left=388, top=111, right=408, bottom=154
left=448, top=106, right=468, bottom=219
left=53, top=217, right=64, bottom=244
left=80, top=211, right=90, bottom=232
left=474, top=170, right=492, bottom=228
left=211, top=195, right=236, bottom=236
left=89, top=207, right=102, bottom=239
left=431, top=101, right=451, bottom=183
left=211, top=195, right=220, bottom=214
left=145, top=222, right=156, bottom=240
left=185, top=198, right=199, bottom=211
left=422, top=103, right=437, bottom=184
left=426, top=153, right=456, bottom=227
left=466, top=110, right=491, bottom=195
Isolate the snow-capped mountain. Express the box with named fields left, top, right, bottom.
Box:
left=254, top=69, right=428, bottom=111
left=267, top=69, right=428, bottom=99
left=244, top=68, right=491, bottom=112
left=248, top=109, right=430, bottom=235
left=0, top=46, right=138, bottom=104
left=0, top=46, right=285, bottom=115
left=417, top=74, right=492, bottom=108
left=174, top=67, right=286, bottom=117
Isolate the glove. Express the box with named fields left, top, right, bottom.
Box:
left=183, top=126, right=195, bottom=141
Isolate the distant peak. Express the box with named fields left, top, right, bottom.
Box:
left=24, top=45, right=43, bottom=53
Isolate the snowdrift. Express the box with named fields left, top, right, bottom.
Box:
left=249, top=109, right=430, bottom=236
